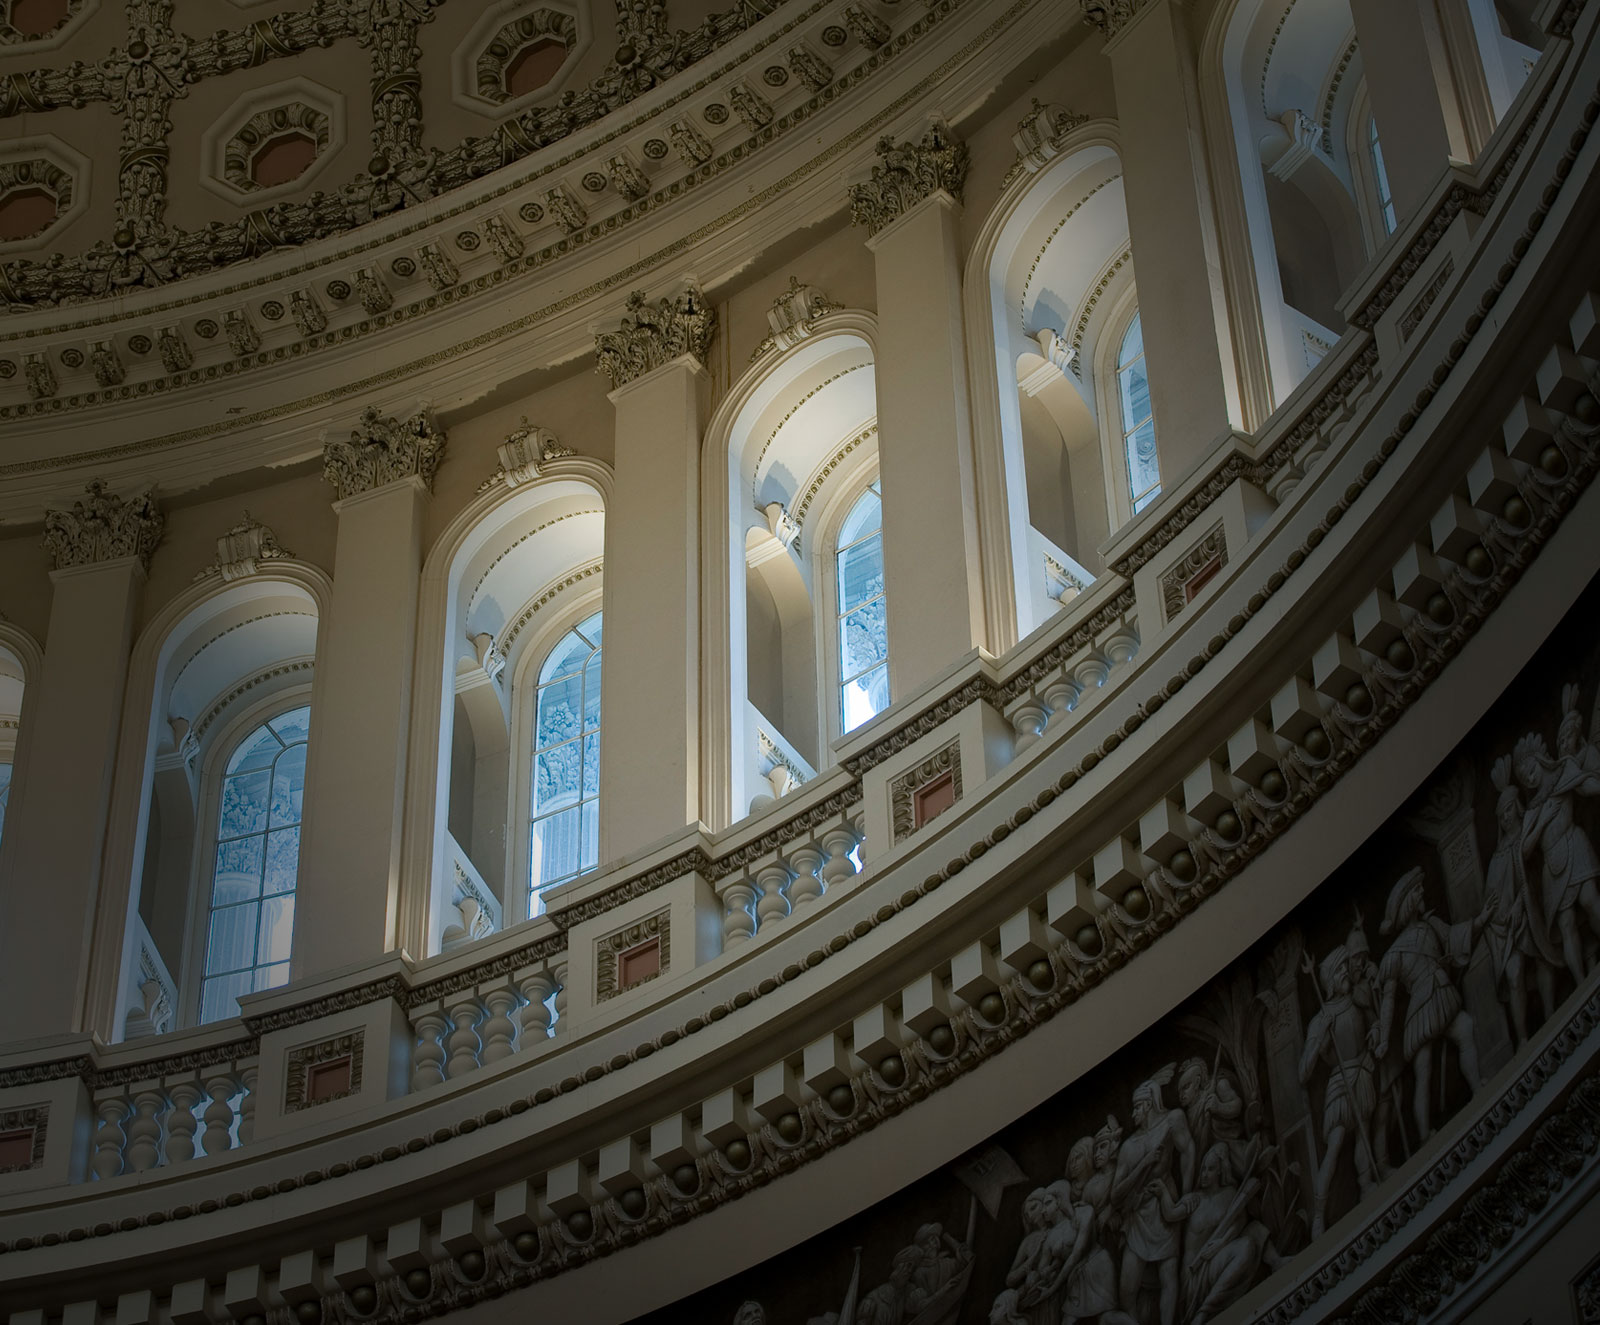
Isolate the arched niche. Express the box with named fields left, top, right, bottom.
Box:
left=964, top=124, right=1127, bottom=651
left=398, top=456, right=612, bottom=956
left=85, top=565, right=330, bottom=1040
left=0, top=621, right=43, bottom=895
left=701, top=312, right=879, bottom=830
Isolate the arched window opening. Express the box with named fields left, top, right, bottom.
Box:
left=530, top=611, right=602, bottom=912
left=1369, top=117, right=1397, bottom=235
left=200, top=705, right=310, bottom=1024
left=836, top=482, right=889, bottom=734
left=1117, top=313, right=1160, bottom=515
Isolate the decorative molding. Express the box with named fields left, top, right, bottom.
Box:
left=1004, top=98, right=1090, bottom=186
left=219, top=100, right=332, bottom=196
left=888, top=738, right=962, bottom=844
left=1400, top=258, right=1456, bottom=342
left=1160, top=521, right=1228, bottom=622
left=499, top=559, right=603, bottom=658
left=594, top=908, right=671, bottom=1004
left=790, top=423, right=877, bottom=542
left=193, top=513, right=294, bottom=583
left=322, top=406, right=446, bottom=500
left=1576, top=1251, right=1600, bottom=1325
left=1068, top=247, right=1133, bottom=375
left=442, top=861, right=498, bottom=951
left=464, top=508, right=600, bottom=617
left=594, top=285, right=716, bottom=388
left=472, top=6, right=580, bottom=106
left=761, top=501, right=800, bottom=551
left=749, top=364, right=870, bottom=495
left=847, top=121, right=969, bottom=236
left=755, top=727, right=808, bottom=796
left=470, top=632, right=507, bottom=686
left=0, top=1106, right=48, bottom=1174
left=749, top=276, right=838, bottom=361
left=1080, top=0, right=1150, bottom=38
left=283, top=1033, right=365, bottom=1114
left=1266, top=107, right=1324, bottom=182
left=473, top=418, right=574, bottom=494
left=191, top=658, right=315, bottom=746
left=41, top=481, right=163, bottom=571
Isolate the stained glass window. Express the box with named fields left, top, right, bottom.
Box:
left=1369, top=117, right=1397, bottom=235
left=1118, top=312, right=1160, bottom=515
left=530, top=612, right=602, bottom=913
left=200, top=705, right=310, bottom=1023
left=836, top=482, right=890, bottom=734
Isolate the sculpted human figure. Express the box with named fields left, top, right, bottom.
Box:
left=1144, top=1144, right=1271, bottom=1325
left=1176, top=1057, right=1246, bottom=1175
left=1480, top=755, right=1557, bottom=1043
left=732, top=1303, right=766, bottom=1325
left=993, top=1187, right=1074, bottom=1325
left=907, top=1221, right=967, bottom=1310
left=1516, top=704, right=1600, bottom=984
left=1373, top=868, right=1483, bottom=1143
left=855, top=1246, right=921, bottom=1325
left=1298, top=944, right=1379, bottom=1238
left=1078, top=1117, right=1123, bottom=1252
left=1109, top=1067, right=1196, bottom=1325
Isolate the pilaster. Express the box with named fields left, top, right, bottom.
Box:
left=294, top=409, right=441, bottom=977
left=0, top=483, right=160, bottom=1039
left=850, top=126, right=987, bottom=695
left=595, top=289, right=714, bottom=858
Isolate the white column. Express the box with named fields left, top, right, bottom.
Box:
left=1099, top=0, right=1242, bottom=478
left=1348, top=0, right=1474, bottom=222
left=295, top=408, right=441, bottom=976
left=849, top=125, right=987, bottom=695
left=595, top=289, right=713, bottom=859
left=0, top=483, right=160, bottom=1039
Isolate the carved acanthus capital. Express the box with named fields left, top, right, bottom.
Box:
left=475, top=418, right=575, bottom=494
left=42, top=480, right=164, bottom=571
left=751, top=277, right=837, bottom=361
left=1081, top=0, right=1151, bottom=37
left=595, top=285, right=717, bottom=389
left=847, top=121, right=970, bottom=237
left=194, top=512, right=293, bottom=583
left=323, top=406, right=447, bottom=500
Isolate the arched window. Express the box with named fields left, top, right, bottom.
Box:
left=200, top=705, right=310, bottom=1023
left=529, top=611, right=602, bottom=913
left=1117, top=312, right=1160, bottom=515
left=836, top=481, right=890, bottom=734
left=1369, top=117, right=1397, bottom=235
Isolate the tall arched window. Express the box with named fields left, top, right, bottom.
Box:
left=836, top=481, right=890, bottom=734
left=530, top=611, right=602, bottom=913
left=200, top=705, right=310, bottom=1023
left=1369, top=117, right=1397, bottom=235
left=1117, top=312, right=1160, bottom=515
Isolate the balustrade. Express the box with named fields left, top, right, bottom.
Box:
left=87, top=1060, right=255, bottom=1180
left=1006, top=617, right=1141, bottom=752
left=716, top=812, right=865, bottom=948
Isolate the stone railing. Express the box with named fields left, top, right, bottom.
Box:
left=0, top=6, right=1597, bottom=1320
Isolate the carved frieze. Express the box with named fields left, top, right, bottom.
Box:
left=847, top=122, right=970, bottom=237
left=889, top=739, right=963, bottom=844
left=194, top=512, right=294, bottom=583
left=283, top=1033, right=364, bottom=1113
left=594, top=909, right=671, bottom=1003
left=322, top=406, right=446, bottom=499
left=42, top=480, right=163, bottom=571
left=594, top=285, right=716, bottom=388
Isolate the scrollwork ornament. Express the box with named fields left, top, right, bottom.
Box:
left=594, top=285, right=716, bottom=388
left=847, top=121, right=970, bottom=236
left=42, top=480, right=163, bottom=571
left=322, top=405, right=446, bottom=499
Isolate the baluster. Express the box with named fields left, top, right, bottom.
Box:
left=164, top=1077, right=202, bottom=1165
left=479, top=984, right=521, bottom=1066
left=200, top=1075, right=238, bottom=1157
left=1103, top=625, right=1140, bottom=667
left=445, top=997, right=484, bottom=1079
left=755, top=860, right=792, bottom=930
left=1073, top=650, right=1111, bottom=694
left=92, top=1093, right=130, bottom=1181
left=236, top=1064, right=258, bottom=1146
left=125, top=1086, right=166, bottom=1172
left=1041, top=675, right=1080, bottom=723
left=722, top=881, right=757, bottom=945
left=820, top=823, right=862, bottom=889
left=552, top=961, right=569, bottom=1035
left=787, top=843, right=827, bottom=909
left=412, top=1007, right=448, bottom=1091
left=516, top=969, right=558, bottom=1043
left=1009, top=698, right=1048, bottom=749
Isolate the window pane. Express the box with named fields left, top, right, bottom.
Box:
left=839, top=598, right=889, bottom=681
left=218, top=769, right=271, bottom=839
left=537, top=672, right=584, bottom=747
left=535, top=742, right=582, bottom=812
left=213, top=836, right=264, bottom=904
left=1118, top=311, right=1144, bottom=369
left=539, top=631, right=592, bottom=684
left=581, top=799, right=599, bottom=874
left=837, top=532, right=885, bottom=613
left=575, top=611, right=602, bottom=648
left=201, top=971, right=254, bottom=1023
left=257, top=895, right=295, bottom=965
left=263, top=827, right=300, bottom=895
left=532, top=807, right=582, bottom=888
left=842, top=663, right=890, bottom=734
left=269, top=744, right=307, bottom=828
left=206, top=902, right=258, bottom=976
left=1119, top=355, right=1151, bottom=432
left=1126, top=418, right=1160, bottom=508
left=583, top=652, right=602, bottom=731
left=227, top=726, right=280, bottom=774
left=269, top=706, right=312, bottom=745
left=256, top=962, right=290, bottom=993
left=582, top=732, right=600, bottom=797
left=837, top=487, right=882, bottom=548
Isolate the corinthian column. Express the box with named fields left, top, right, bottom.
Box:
left=848, top=122, right=987, bottom=696
left=0, top=483, right=161, bottom=1039
left=595, top=287, right=714, bottom=858
left=294, top=407, right=443, bottom=977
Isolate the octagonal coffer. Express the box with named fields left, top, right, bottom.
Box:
left=454, top=0, right=592, bottom=116
left=201, top=78, right=346, bottom=205
left=0, top=138, right=87, bottom=252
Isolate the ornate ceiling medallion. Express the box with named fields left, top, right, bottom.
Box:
left=201, top=79, right=345, bottom=206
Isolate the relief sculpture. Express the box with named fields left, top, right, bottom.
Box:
left=651, top=583, right=1600, bottom=1325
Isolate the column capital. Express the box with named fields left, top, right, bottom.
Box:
left=1081, top=0, right=1159, bottom=43
left=322, top=405, right=446, bottom=501
left=847, top=120, right=969, bottom=238
left=41, top=480, right=163, bottom=572
left=594, top=284, right=717, bottom=390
